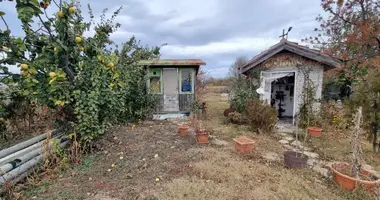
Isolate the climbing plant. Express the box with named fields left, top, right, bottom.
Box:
left=0, top=0, right=160, bottom=145
left=297, top=66, right=320, bottom=128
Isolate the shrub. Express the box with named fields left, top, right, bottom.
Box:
left=227, top=111, right=247, bottom=125
left=229, top=78, right=258, bottom=112
left=243, top=99, right=278, bottom=133
left=223, top=107, right=236, bottom=117
left=319, top=101, right=349, bottom=132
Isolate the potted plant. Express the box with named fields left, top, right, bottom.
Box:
left=284, top=67, right=313, bottom=169
left=194, top=117, right=208, bottom=144
left=301, top=75, right=323, bottom=137
left=178, top=124, right=189, bottom=136
left=307, top=127, right=322, bottom=137
left=330, top=107, right=380, bottom=191
left=284, top=115, right=308, bottom=169
left=233, top=136, right=255, bottom=154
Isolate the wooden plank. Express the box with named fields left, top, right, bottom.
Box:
left=152, top=94, right=164, bottom=112
left=179, top=94, right=194, bottom=112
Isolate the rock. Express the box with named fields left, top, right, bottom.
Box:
left=307, top=158, right=318, bottom=166
left=211, top=139, right=229, bottom=147
left=126, top=174, right=133, bottom=179
left=290, top=141, right=311, bottom=151
left=154, top=154, right=159, bottom=158
left=278, top=140, right=289, bottom=145
left=302, top=146, right=312, bottom=151
left=368, top=170, right=380, bottom=178
left=313, top=164, right=330, bottom=178
left=284, top=136, right=294, bottom=141
left=283, top=144, right=294, bottom=150
left=277, top=132, right=290, bottom=137
left=262, top=152, right=281, bottom=162
left=303, top=152, right=319, bottom=159
left=276, top=124, right=296, bottom=134
left=363, top=164, right=374, bottom=171
left=291, top=140, right=302, bottom=147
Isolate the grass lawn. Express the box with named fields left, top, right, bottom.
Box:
left=14, top=86, right=376, bottom=200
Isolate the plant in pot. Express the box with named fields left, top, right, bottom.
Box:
left=330, top=107, right=380, bottom=191
left=178, top=124, right=189, bottom=136
left=298, top=72, right=322, bottom=137
left=283, top=114, right=309, bottom=169
left=194, top=115, right=208, bottom=144
left=284, top=67, right=315, bottom=169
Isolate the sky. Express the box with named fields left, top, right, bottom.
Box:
left=1, top=0, right=325, bottom=78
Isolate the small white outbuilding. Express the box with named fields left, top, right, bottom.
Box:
left=240, top=39, right=340, bottom=123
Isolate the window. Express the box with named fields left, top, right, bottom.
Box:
left=180, top=69, right=194, bottom=93
left=148, top=69, right=162, bottom=94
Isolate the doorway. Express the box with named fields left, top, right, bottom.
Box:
left=162, top=68, right=179, bottom=112
left=270, top=74, right=295, bottom=119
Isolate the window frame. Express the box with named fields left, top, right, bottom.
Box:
left=147, top=68, right=163, bottom=94
left=179, top=68, right=195, bottom=94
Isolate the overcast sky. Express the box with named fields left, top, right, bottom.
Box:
left=1, top=0, right=324, bottom=77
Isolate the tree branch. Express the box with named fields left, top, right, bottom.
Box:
left=0, top=16, right=9, bottom=31
left=37, top=15, right=54, bottom=39
left=359, top=0, right=367, bottom=21
left=44, top=9, right=55, bottom=24
left=52, top=0, right=60, bottom=8
left=326, top=7, right=353, bottom=25
left=374, top=36, right=380, bottom=50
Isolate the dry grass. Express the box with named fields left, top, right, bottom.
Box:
left=311, top=131, right=380, bottom=171
left=16, top=85, right=376, bottom=200
left=158, top=147, right=345, bottom=200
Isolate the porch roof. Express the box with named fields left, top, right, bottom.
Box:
left=138, top=59, right=206, bottom=66
left=241, top=38, right=341, bottom=74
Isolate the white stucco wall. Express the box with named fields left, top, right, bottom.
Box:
left=294, top=65, right=323, bottom=117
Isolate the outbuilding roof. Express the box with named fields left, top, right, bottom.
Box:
left=241, top=38, right=341, bottom=74
left=138, top=59, right=206, bottom=66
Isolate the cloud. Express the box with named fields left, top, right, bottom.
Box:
left=161, top=37, right=279, bottom=57
left=1, top=0, right=325, bottom=78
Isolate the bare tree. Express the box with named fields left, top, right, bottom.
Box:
left=228, top=56, right=248, bottom=78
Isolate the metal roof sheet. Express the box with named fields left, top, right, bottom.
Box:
left=138, top=59, right=206, bottom=66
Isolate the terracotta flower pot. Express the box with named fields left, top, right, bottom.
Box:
left=308, top=127, right=322, bottom=137
left=196, top=132, right=208, bottom=144
left=178, top=125, right=189, bottom=136
left=284, top=151, right=308, bottom=169
left=233, top=136, right=255, bottom=154
left=330, top=163, right=380, bottom=191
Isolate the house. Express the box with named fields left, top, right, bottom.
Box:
left=240, top=38, right=340, bottom=122
left=138, top=59, right=206, bottom=119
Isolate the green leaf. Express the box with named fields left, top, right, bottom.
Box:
left=16, top=5, right=35, bottom=23
left=0, top=11, right=5, bottom=16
